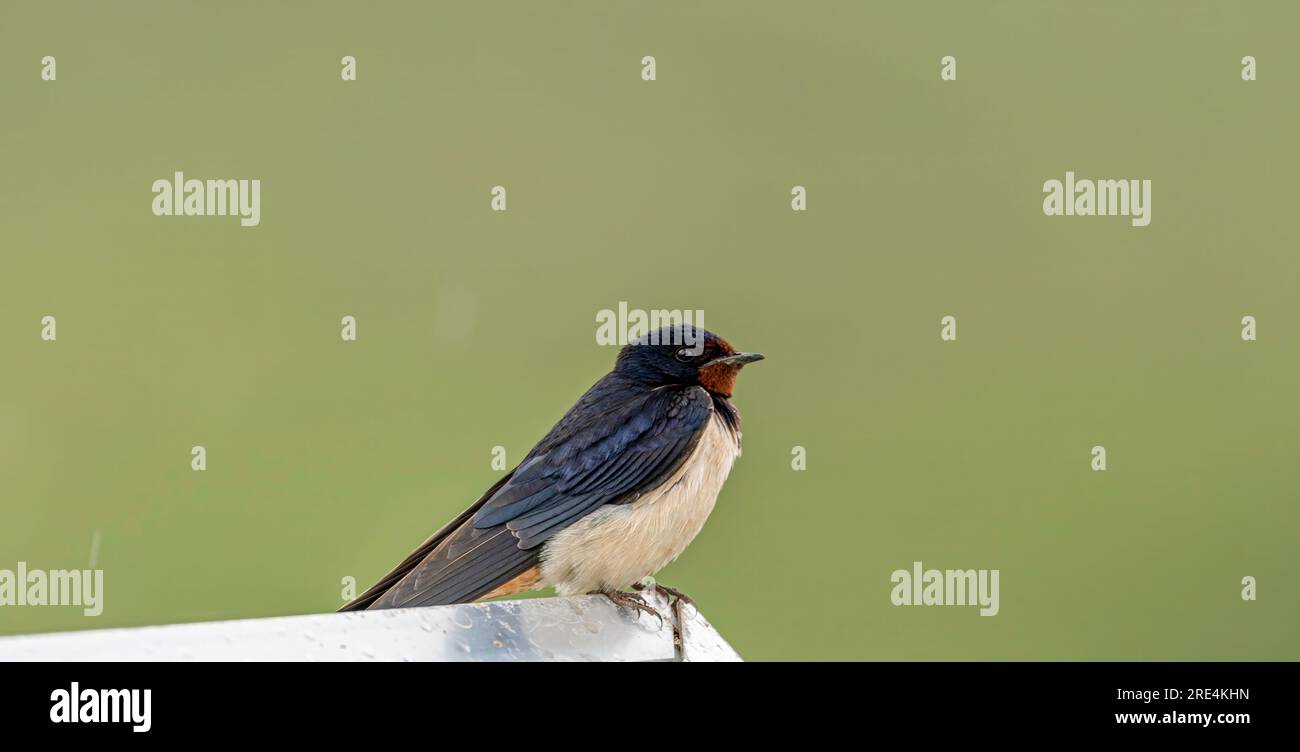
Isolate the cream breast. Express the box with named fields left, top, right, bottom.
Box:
left=539, top=412, right=740, bottom=595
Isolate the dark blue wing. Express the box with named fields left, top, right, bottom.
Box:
left=472, top=384, right=714, bottom=548
left=344, top=379, right=715, bottom=610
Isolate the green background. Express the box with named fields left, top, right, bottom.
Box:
left=2, top=1, right=1297, bottom=660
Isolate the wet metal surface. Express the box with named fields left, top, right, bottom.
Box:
left=0, top=593, right=741, bottom=662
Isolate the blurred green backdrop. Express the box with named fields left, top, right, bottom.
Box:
left=2, top=1, right=1297, bottom=659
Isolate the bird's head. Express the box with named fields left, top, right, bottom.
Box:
left=615, top=325, right=764, bottom=398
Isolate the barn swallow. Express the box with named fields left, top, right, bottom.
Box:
left=341, top=325, right=762, bottom=621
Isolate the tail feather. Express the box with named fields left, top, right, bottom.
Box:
left=340, top=472, right=531, bottom=611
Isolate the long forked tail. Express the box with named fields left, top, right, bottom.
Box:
left=339, top=473, right=539, bottom=611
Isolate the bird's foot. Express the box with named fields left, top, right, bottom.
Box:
left=657, top=584, right=696, bottom=611
left=595, top=589, right=664, bottom=628
left=632, top=579, right=695, bottom=610
left=632, top=579, right=694, bottom=649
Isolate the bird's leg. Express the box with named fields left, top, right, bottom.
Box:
left=632, top=578, right=693, bottom=649
left=595, top=589, right=663, bottom=627
left=633, top=579, right=695, bottom=610
left=653, top=583, right=695, bottom=610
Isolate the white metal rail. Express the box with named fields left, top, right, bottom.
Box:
left=0, top=592, right=741, bottom=662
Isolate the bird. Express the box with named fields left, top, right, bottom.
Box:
left=340, top=324, right=763, bottom=620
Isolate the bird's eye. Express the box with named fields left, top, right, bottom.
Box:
left=675, top=347, right=702, bottom=363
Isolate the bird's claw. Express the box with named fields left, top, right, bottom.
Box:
left=631, top=579, right=694, bottom=649
left=655, top=583, right=695, bottom=610
left=596, top=590, right=664, bottom=628
left=632, top=579, right=695, bottom=610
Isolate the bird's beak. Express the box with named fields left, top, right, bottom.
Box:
left=709, top=352, right=765, bottom=366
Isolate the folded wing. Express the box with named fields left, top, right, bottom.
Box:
left=346, top=384, right=714, bottom=610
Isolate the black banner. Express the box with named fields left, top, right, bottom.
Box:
left=0, top=661, right=1287, bottom=738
